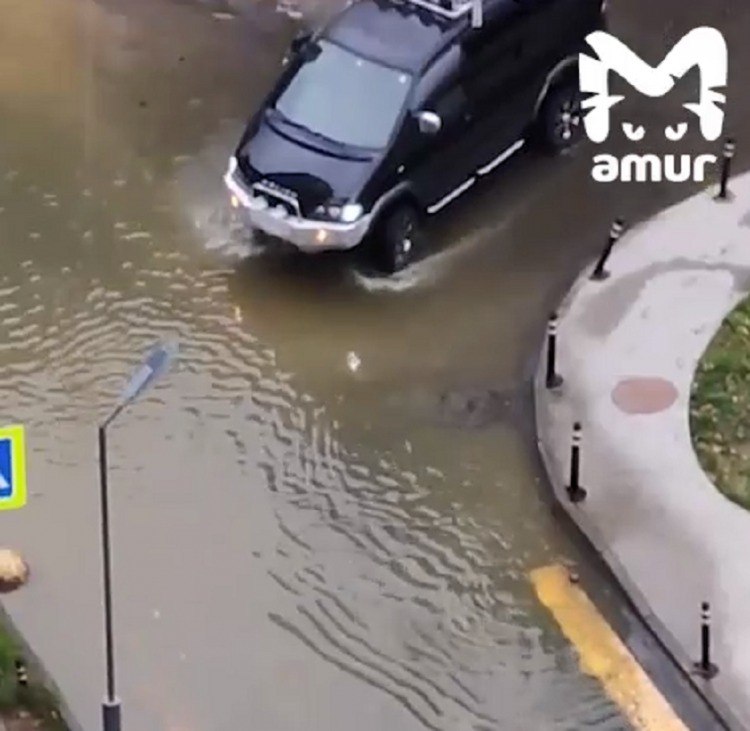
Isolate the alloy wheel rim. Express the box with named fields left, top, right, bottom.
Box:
left=394, top=215, right=414, bottom=269
left=556, top=97, right=582, bottom=142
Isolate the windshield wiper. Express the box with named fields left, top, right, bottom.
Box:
left=268, top=108, right=338, bottom=146
left=266, top=108, right=373, bottom=160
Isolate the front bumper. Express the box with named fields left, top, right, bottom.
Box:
left=223, top=164, right=371, bottom=252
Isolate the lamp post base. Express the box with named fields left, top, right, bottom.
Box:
left=692, top=661, right=718, bottom=680
left=103, top=698, right=121, bottom=731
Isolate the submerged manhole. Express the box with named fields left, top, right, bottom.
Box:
left=611, top=377, right=678, bottom=414
left=438, top=387, right=519, bottom=429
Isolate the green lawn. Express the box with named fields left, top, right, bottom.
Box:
left=691, top=296, right=750, bottom=509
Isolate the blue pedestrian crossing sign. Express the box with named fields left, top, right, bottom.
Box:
left=0, top=425, right=27, bottom=510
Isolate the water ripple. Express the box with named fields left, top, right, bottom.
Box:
left=0, top=119, right=626, bottom=731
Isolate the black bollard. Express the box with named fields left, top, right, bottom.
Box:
left=694, top=601, right=718, bottom=679
left=716, top=139, right=735, bottom=201
left=591, top=219, right=625, bottom=281
left=545, top=313, right=563, bottom=389
left=566, top=422, right=587, bottom=503
left=15, top=659, right=27, bottom=687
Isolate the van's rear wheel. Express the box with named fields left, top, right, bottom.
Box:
left=539, top=83, right=585, bottom=152
left=377, top=203, right=422, bottom=273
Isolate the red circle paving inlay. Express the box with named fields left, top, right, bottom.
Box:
left=611, top=377, right=678, bottom=414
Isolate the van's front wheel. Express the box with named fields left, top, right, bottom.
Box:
left=539, top=83, right=585, bottom=153
left=376, top=203, right=422, bottom=274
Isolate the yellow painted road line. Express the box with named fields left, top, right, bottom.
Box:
left=530, top=564, right=689, bottom=731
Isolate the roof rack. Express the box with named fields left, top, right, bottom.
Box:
left=398, top=0, right=483, bottom=24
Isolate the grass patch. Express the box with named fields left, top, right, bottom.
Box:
left=0, top=624, right=67, bottom=730
left=691, top=296, right=750, bottom=509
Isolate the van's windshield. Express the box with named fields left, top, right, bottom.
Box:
left=273, top=40, right=412, bottom=150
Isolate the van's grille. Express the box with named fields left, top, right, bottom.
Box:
left=252, top=180, right=302, bottom=218
left=260, top=192, right=298, bottom=217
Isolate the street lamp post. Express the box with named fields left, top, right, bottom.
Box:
left=98, top=341, right=178, bottom=731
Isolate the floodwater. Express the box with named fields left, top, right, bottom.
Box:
left=0, top=0, right=748, bottom=729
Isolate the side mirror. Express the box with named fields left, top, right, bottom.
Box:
left=290, top=32, right=312, bottom=55
left=416, top=110, right=442, bottom=135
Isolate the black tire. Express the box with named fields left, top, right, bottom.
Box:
left=376, top=203, right=422, bottom=274
left=538, top=83, right=585, bottom=153
left=250, top=227, right=274, bottom=247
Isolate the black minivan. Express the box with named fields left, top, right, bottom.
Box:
left=225, top=0, right=606, bottom=272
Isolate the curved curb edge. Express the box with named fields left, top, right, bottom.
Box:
left=533, top=333, right=748, bottom=731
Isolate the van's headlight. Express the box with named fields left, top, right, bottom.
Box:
left=314, top=202, right=363, bottom=222
left=340, top=203, right=363, bottom=223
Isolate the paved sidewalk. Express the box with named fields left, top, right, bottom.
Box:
left=534, top=172, right=750, bottom=731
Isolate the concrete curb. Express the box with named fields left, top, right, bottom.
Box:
left=534, top=391, right=746, bottom=731
left=532, top=192, right=750, bottom=731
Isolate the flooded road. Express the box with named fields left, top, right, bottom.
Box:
left=1, top=0, right=749, bottom=729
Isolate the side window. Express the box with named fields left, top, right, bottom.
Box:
left=461, top=11, right=525, bottom=101
left=524, top=1, right=568, bottom=59
left=462, top=9, right=516, bottom=60
left=413, top=46, right=467, bottom=126
left=521, top=0, right=596, bottom=63
left=432, top=84, right=469, bottom=126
